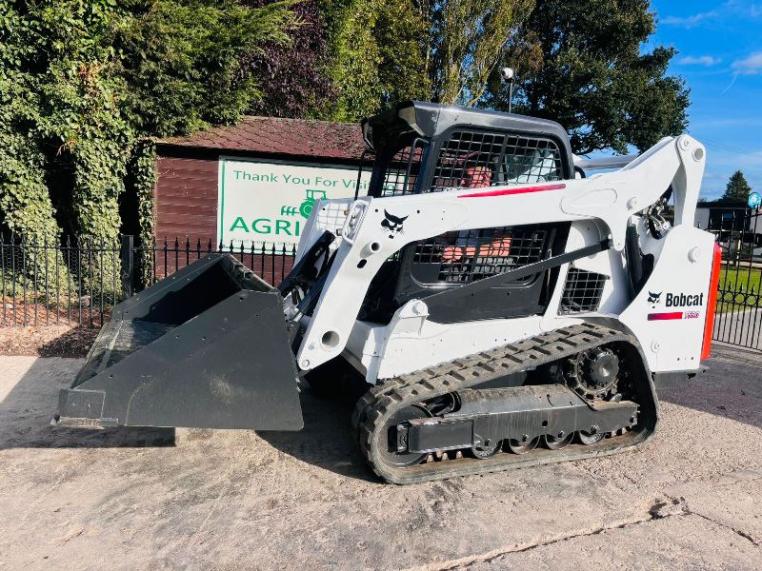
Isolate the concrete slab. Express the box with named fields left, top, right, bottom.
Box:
left=0, top=345, right=760, bottom=569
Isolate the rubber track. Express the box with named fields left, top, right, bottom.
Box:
left=357, top=323, right=656, bottom=484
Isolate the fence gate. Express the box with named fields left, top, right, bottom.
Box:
left=707, top=208, right=762, bottom=351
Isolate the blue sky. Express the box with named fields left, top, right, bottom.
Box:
left=645, top=1, right=762, bottom=199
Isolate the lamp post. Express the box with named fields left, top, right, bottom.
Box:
left=502, top=67, right=515, bottom=113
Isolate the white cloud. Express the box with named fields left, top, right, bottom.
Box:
left=709, top=149, right=762, bottom=167
left=662, top=2, right=762, bottom=28
left=661, top=10, right=720, bottom=27
left=728, top=1, right=762, bottom=17
left=678, top=55, right=722, bottom=66
left=732, top=52, right=762, bottom=74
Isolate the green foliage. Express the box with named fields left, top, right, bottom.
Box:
left=490, top=0, right=690, bottom=154
left=320, top=0, right=533, bottom=120
left=129, top=140, right=157, bottom=284
left=0, top=0, right=297, bottom=291
left=0, top=4, right=61, bottom=246
left=321, top=1, right=383, bottom=121
left=320, top=0, right=431, bottom=121
left=721, top=170, right=752, bottom=203
left=427, top=0, right=534, bottom=105
left=119, top=0, right=298, bottom=136
left=0, top=132, right=61, bottom=246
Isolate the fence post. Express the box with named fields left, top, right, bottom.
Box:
left=120, top=235, right=135, bottom=297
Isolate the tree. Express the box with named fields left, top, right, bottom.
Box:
left=0, top=0, right=297, bottom=242
left=426, top=0, right=534, bottom=105
left=117, top=1, right=298, bottom=136
left=488, top=0, right=690, bottom=155
left=319, top=0, right=534, bottom=121
left=721, top=170, right=752, bottom=203
left=0, top=0, right=298, bottom=291
left=243, top=1, right=336, bottom=119
left=319, top=0, right=431, bottom=122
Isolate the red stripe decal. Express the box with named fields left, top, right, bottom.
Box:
left=458, top=183, right=566, bottom=198
left=648, top=311, right=683, bottom=321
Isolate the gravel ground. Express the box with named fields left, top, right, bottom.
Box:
left=0, top=344, right=761, bottom=570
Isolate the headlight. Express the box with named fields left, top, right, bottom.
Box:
left=342, top=201, right=368, bottom=242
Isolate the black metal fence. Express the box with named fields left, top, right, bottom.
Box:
left=0, top=234, right=296, bottom=328
left=705, top=208, right=762, bottom=351
left=6, top=214, right=762, bottom=353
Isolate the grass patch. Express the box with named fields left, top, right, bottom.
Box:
left=716, top=267, right=762, bottom=314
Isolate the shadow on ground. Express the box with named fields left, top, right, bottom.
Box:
left=2, top=335, right=761, bottom=482
left=0, top=353, right=375, bottom=478
left=258, top=387, right=378, bottom=482
left=38, top=326, right=100, bottom=357
left=0, top=357, right=175, bottom=450
left=658, top=344, right=762, bottom=431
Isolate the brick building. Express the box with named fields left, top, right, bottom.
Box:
left=148, top=116, right=366, bottom=244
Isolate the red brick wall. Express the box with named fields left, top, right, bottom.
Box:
left=154, top=155, right=218, bottom=243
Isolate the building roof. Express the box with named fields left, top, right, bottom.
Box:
left=156, top=116, right=366, bottom=161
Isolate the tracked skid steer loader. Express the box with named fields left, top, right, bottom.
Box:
left=57, top=102, right=721, bottom=484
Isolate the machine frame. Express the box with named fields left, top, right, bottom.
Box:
left=295, top=131, right=711, bottom=383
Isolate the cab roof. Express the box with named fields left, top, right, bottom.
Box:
left=361, top=101, right=573, bottom=168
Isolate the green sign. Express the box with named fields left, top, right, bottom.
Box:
left=218, top=157, right=370, bottom=246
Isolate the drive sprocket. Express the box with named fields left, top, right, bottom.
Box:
left=564, top=347, right=620, bottom=400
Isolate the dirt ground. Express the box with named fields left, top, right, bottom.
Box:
left=0, top=324, right=98, bottom=357
left=1, top=344, right=761, bottom=570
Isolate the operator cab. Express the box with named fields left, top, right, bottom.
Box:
left=361, top=101, right=574, bottom=198
left=357, top=102, right=586, bottom=324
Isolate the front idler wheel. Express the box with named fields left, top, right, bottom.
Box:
left=380, top=405, right=431, bottom=467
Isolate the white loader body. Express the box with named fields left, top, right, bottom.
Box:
left=296, top=134, right=714, bottom=383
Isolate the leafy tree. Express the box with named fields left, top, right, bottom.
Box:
left=721, top=170, right=752, bottom=203
left=117, top=0, right=298, bottom=136
left=488, top=0, right=690, bottom=154
left=320, top=0, right=431, bottom=121
left=245, top=1, right=335, bottom=118
left=320, top=0, right=534, bottom=121
left=0, top=0, right=297, bottom=290
left=0, top=0, right=298, bottom=233
left=426, top=0, right=534, bottom=105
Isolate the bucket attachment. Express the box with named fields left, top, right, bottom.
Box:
left=57, top=254, right=303, bottom=431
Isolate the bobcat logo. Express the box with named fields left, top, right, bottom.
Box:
left=648, top=291, right=662, bottom=304
left=381, top=210, right=408, bottom=238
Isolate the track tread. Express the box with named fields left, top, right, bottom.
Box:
left=357, top=323, right=657, bottom=484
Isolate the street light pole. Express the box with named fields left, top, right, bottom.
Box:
left=502, top=67, right=515, bottom=114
